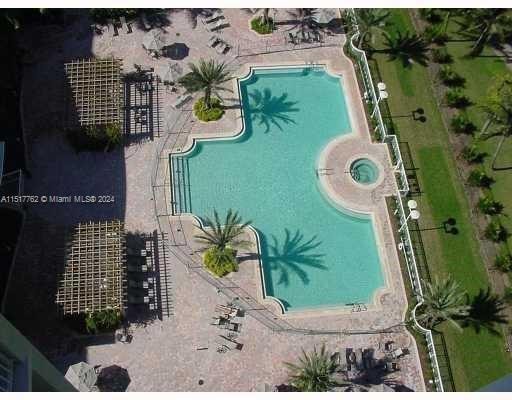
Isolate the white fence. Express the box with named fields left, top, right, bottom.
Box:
left=345, top=9, right=445, bottom=392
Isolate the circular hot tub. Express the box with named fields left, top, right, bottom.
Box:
left=350, top=158, right=379, bottom=185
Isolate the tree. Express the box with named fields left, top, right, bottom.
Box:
left=456, top=9, right=512, bottom=56
left=481, top=73, right=512, bottom=170
left=286, top=8, right=320, bottom=35
left=415, top=276, right=470, bottom=331
left=353, top=9, right=390, bottom=50
left=194, top=209, right=252, bottom=251
left=247, top=8, right=273, bottom=25
left=178, top=59, right=232, bottom=109
left=284, top=344, right=338, bottom=392
left=381, top=30, right=429, bottom=67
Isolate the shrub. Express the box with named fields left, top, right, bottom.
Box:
left=505, top=287, right=512, bottom=304
left=477, top=195, right=504, bottom=215
left=424, top=25, right=449, bottom=45
left=484, top=221, right=509, bottom=243
left=467, top=169, right=494, bottom=187
left=431, top=48, right=452, bottom=64
left=105, top=123, right=123, bottom=147
left=461, top=144, right=485, bottom=164
left=250, top=16, right=274, bottom=34
left=85, top=308, right=122, bottom=334
left=438, top=66, right=465, bottom=87
left=445, top=88, right=471, bottom=108
left=203, top=247, right=238, bottom=277
left=450, top=113, right=476, bottom=134
left=495, top=252, right=512, bottom=272
left=194, top=97, right=224, bottom=122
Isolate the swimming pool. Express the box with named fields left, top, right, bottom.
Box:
left=351, top=158, right=379, bottom=185
left=171, top=66, right=384, bottom=312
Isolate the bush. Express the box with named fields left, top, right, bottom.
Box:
left=461, top=144, right=485, bottom=164
left=85, top=308, right=122, bottom=334
left=67, top=123, right=123, bottom=152
left=477, top=195, right=504, bottom=215
left=194, top=97, right=224, bottom=122
left=495, top=252, right=512, bottom=272
left=467, top=169, right=494, bottom=187
left=203, top=247, right=238, bottom=277
left=450, top=113, right=476, bottom=134
left=504, top=287, right=512, bottom=304
left=438, top=66, right=465, bottom=87
left=419, top=8, right=443, bottom=24
left=445, top=88, right=471, bottom=108
left=431, top=47, right=453, bottom=64
left=250, top=16, right=274, bottom=34
left=484, top=221, right=509, bottom=243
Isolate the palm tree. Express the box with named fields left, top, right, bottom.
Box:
left=415, top=276, right=470, bottom=331
left=380, top=30, right=429, bottom=67
left=456, top=9, right=512, bottom=56
left=194, top=209, right=252, bottom=252
left=284, top=344, right=338, bottom=392
left=286, top=8, right=320, bottom=35
left=353, top=9, right=390, bottom=50
left=481, top=73, right=512, bottom=170
left=178, top=59, right=232, bottom=109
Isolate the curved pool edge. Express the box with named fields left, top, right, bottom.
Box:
left=169, top=62, right=400, bottom=317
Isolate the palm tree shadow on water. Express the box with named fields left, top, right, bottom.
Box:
left=259, top=229, right=327, bottom=291
left=245, top=88, right=300, bottom=134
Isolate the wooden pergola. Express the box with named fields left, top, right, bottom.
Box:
left=64, top=58, right=124, bottom=128
left=56, top=220, right=127, bottom=315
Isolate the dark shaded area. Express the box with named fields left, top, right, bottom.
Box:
left=0, top=208, right=24, bottom=310
left=460, top=287, right=508, bottom=335
left=97, top=365, right=131, bottom=392
left=163, top=42, right=189, bottom=60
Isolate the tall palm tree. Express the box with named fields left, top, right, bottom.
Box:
left=286, top=8, right=319, bottom=35
left=481, top=73, right=512, bottom=170
left=380, top=30, right=429, bottom=67
left=456, top=9, right=512, bottom=56
left=354, top=9, right=390, bottom=50
left=194, top=209, right=252, bottom=252
left=415, top=276, right=470, bottom=331
left=284, top=344, right=338, bottom=392
left=178, top=59, right=232, bottom=109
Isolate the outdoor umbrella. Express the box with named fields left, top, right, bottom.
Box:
left=162, top=62, right=183, bottom=83
left=312, top=8, right=338, bottom=25
left=164, top=43, right=190, bottom=60
left=97, top=365, right=131, bottom=392
left=142, top=30, right=166, bottom=52
left=65, top=362, right=97, bottom=392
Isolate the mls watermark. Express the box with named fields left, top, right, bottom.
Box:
left=0, top=195, right=115, bottom=204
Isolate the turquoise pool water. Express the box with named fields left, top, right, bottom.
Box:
left=351, top=158, right=379, bottom=185
left=171, top=66, right=384, bottom=311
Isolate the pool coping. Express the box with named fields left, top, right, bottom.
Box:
left=169, top=61, right=406, bottom=319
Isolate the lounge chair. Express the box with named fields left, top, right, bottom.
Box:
left=108, top=20, right=119, bottom=37
left=390, top=348, right=404, bottom=359
left=129, top=280, right=149, bottom=289
left=288, top=32, right=297, bottom=44
left=127, top=263, right=148, bottom=273
left=216, top=335, right=243, bottom=351
left=223, top=322, right=241, bottom=332
left=128, top=294, right=149, bottom=304
left=215, top=41, right=230, bottom=55
left=208, top=35, right=221, bottom=48
left=203, top=10, right=224, bottom=24
left=355, top=348, right=364, bottom=370
left=207, top=19, right=229, bottom=32
left=171, top=94, right=192, bottom=109
left=211, top=316, right=228, bottom=326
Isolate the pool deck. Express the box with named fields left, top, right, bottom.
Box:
left=12, top=9, right=426, bottom=392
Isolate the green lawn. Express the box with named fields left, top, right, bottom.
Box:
left=369, top=9, right=512, bottom=391
left=444, top=20, right=512, bottom=250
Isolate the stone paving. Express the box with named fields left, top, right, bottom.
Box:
left=13, top=9, right=426, bottom=391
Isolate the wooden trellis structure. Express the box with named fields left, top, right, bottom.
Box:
left=56, top=220, right=127, bottom=315
left=64, top=58, right=124, bottom=128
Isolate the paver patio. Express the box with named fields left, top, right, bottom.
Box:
left=10, top=9, right=426, bottom=391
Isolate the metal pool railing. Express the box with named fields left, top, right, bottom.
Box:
left=344, top=8, right=446, bottom=392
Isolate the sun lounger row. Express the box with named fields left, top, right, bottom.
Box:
left=201, top=10, right=230, bottom=31
left=288, top=30, right=323, bottom=45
